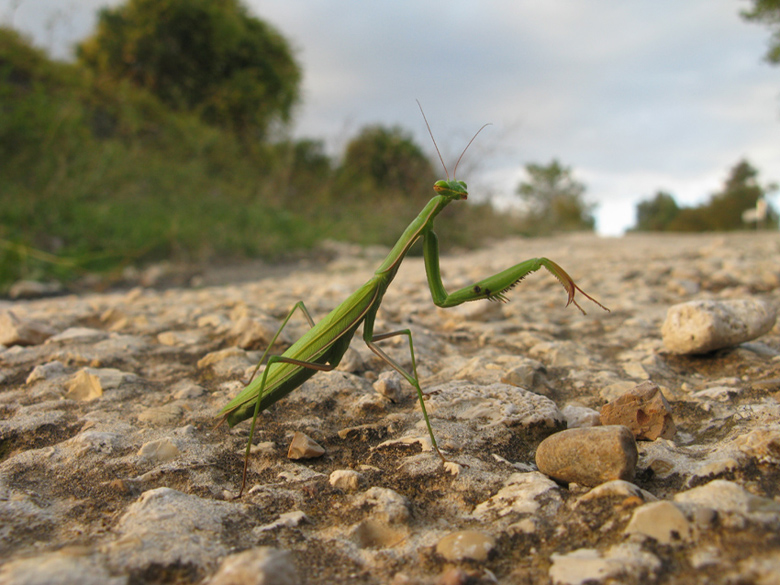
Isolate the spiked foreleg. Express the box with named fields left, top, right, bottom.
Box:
left=423, top=230, right=608, bottom=312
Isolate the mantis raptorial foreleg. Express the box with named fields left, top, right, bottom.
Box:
left=423, top=230, right=608, bottom=312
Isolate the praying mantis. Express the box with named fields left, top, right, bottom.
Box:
left=218, top=106, right=608, bottom=496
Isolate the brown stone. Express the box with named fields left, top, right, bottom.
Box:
left=0, top=311, right=55, bottom=346
left=535, top=426, right=638, bottom=487
left=600, top=381, right=676, bottom=440
left=287, top=431, right=325, bottom=459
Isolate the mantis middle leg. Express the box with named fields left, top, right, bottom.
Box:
left=364, top=327, right=447, bottom=461
left=239, top=301, right=322, bottom=496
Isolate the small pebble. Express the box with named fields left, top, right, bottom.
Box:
left=373, top=371, right=402, bottom=401
left=137, top=438, right=180, bottom=463
left=65, top=370, right=104, bottom=401
left=577, top=479, right=657, bottom=505
left=287, top=431, right=325, bottom=459
left=329, top=469, right=362, bottom=491
left=562, top=404, right=601, bottom=428
left=26, top=360, right=67, bottom=383
left=435, top=530, right=496, bottom=562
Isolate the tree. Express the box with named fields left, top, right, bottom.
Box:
left=337, top=125, right=436, bottom=201
left=515, top=160, right=595, bottom=235
left=77, top=0, right=300, bottom=139
left=633, top=191, right=680, bottom=231
left=698, top=160, right=767, bottom=230
left=742, top=0, right=780, bottom=64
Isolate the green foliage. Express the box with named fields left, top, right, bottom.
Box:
left=0, top=25, right=311, bottom=286
left=631, top=160, right=778, bottom=232
left=515, top=160, right=596, bottom=235
left=741, top=0, right=780, bottom=64
left=0, top=26, right=520, bottom=291
left=633, top=191, right=680, bottom=231
left=336, top=125, right=437, bottom=202
left=77, top=0, right=301, bottom=139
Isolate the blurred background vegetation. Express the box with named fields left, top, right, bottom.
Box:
left=1, top=0, right=778, bottom=292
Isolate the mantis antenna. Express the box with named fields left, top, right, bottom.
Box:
left=416, top=99, right=491, bottom=179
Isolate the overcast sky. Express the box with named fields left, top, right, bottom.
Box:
left=4, top=0, right=779, bottom=235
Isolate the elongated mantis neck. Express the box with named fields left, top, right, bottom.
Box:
left=375, top=195, right=451, bottom=276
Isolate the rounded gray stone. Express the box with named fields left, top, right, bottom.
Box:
left=661, top=299, right=776, bottom=354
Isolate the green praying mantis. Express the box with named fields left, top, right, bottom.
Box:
left=218, top=106, right=609, bottom=496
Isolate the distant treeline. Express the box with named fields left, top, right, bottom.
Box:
left=632, top=160, right=778, bottom=233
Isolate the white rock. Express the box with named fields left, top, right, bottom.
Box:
left=106, top=488, right=240, bottom=570
left=562, top=404, right=601, bottom=428
left=208, top=547, right=298, bottom=585
left=0, top=551, right=125, bottom=585
left=625, top=500, right=694, bottom=544
left=137, top=438, right=180, bottom=463
left=253, top=511, right=308, bottom=533
left=549, top=543, right=661, bottom=585
left=674, top=479, right=780, bottom=523
left=0, top=311, right=56, bottom=346
left=472, top=472, right=560, bottom=520
left=73, top=431, right=122, bottom=455
left=577, top=480, right=658, bottom=505
left=372, top=370, right=402, bottom=401
left=329, top=469, right=362, bottom=491
left=425, top=381, right=564, bottom=428
left=662, top=299, right=777, bottom=354
left=26, top=360, right=67, bottom=384
left=353, top=487, right=410, bottom=524
left=47, top=327, right=107, bottom=344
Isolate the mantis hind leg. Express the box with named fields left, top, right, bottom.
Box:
left=239, top=353, right=334, bottom=497
left=365, top=329, right=447, bottom=463
left=238, top=301, right=321, bottom=498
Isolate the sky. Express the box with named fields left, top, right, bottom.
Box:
left=3, top=0, right=779, bottom=235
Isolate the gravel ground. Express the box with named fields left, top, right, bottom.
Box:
left=1, top=231, right=779, bottom=585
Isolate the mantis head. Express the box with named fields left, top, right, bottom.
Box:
left=417, top=100, right=489, bottom=205
left=434, top=179, right=468, bottom=200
